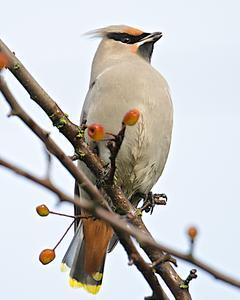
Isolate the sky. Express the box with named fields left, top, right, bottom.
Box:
left=0, top=0, right=240, bottom=299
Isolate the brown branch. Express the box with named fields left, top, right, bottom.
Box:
left=106, top=125, right=126, bottom=184
left=1, top=156, right=240, bottom=290
left=0, top=74, right=109, bottom=210
left=0, top=39, right=191, bottom=299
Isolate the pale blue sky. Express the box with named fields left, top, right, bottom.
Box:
left=1, top=1, right=240, bottom=299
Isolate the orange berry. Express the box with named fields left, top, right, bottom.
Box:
left=187, top=226, right=198, bottom=240
left=87, top=123, right=105, bottom=141
left=123, top=108, right=140, bottom=126
left=39, top=249, right=56, bottom=265
left=36, top=204, right=49, bottom=217
left=0, top=52, right=9, bottom=69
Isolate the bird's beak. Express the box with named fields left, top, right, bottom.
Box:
left=139, top=32, right=163, bottom=44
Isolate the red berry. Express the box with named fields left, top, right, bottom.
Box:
left=123, top=108, right=140, bottom=126
left=36, top=204, right=49, bottom=217
left=187, top=226, right=198, bottom=240
left=87, top=123, right=105, bottom=141
left=39, top=249, right=56, bottom=265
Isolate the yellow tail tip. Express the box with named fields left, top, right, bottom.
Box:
left=69, top=277, right=101, bottom=294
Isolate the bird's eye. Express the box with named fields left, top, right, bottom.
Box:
left=122, top=37, right=131, bottom=44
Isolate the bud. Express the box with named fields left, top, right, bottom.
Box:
left=39, top=249, right=56, bottom=265
left=123, top=108, right=140, bottom=126
left=87, top=123, right=105, bottom=141
left=187, top=226, right=198, bottom=240
left=36, top=204, right=49, bottom=217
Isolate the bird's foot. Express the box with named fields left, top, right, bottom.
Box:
left=140, top=192, right=167, bottom=214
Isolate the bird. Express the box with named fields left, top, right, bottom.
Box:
left=61, top=25, right=173, bottom=295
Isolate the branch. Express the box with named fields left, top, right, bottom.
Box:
left=1, top=156, right=240, bottom=290
left=106, top=125, right=126, bottom=184
left=0, top=74, right=109, bottom=210
left=0, top=39, right=190, bottom=299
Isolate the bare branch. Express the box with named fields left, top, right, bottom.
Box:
left=1, top=156, right=240, bottom=291
left=0, top=74, right=109, bottom=210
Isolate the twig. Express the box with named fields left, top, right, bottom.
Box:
left=151, top=254, right=178, bottom=268
left=53, top=219, right=75, bottom=250
left=44, top=148, right=52, bottom=179
left=106, top=125, right=126, bottom=183
left=48, top=211, right=94, bottom=219
left=180, top=269, right=198, bottom=289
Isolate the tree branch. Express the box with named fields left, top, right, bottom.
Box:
left=1, top=155, right=240, bottom=290
left=0, top=38, right=191, bottom=299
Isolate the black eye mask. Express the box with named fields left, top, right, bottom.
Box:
left=107, top=32, right=149, bottom=44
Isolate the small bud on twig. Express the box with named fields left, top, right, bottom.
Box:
left=180, top=269, right=198, bottom=289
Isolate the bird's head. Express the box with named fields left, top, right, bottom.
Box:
left=88, top=25, right=162, bottom=63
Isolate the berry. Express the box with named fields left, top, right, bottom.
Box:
left=36, top=204, right=49, bottom=217
left=123, top=108, right=140, bottom=126
left=187, top=226, right=198, bottom=240
left=87, top=123, right=105, bottom=141
left=39, top=249, right=55, bottom=265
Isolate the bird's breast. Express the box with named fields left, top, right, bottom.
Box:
left=84, top=59, right=173, bottom=198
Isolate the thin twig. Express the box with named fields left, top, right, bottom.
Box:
left=180, top=269, right=198, bottom=289
left=53, top=219, right=75, bottom=250
left=106, top=125, right=126, bottom=183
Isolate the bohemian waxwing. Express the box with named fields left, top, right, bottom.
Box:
left=62, top=25, right=173, bottom=294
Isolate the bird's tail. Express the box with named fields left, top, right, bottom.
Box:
left=62, top=217, right=113, bottom=294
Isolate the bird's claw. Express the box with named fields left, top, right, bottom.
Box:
left=140, top=192, right=167, bottom=214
